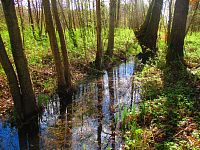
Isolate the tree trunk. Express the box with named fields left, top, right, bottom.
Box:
left=116, top=0, right=121, bottom=28
left=42, top=0, right=66, bottom=91
left=185, top=1, right=200, bottom=35
left=16, top=0, right=25, bottom=45
left=135, top=0, right=163, bottom=62
left=106, top=0, right=116, bottom=58
left=134, top=0, right=139, bottom=30
left=27, top=0, right=36, bottom=39
left=166, top=0, right=189, bottom=63
left=167, top=0, right=173, bottom=44
left=0, top=35, right=23, bottom=120
left=95, top=0, right=102, bottom=69
left=51, top=0, right=72, bottom=91
left=1, top=0, right=37, bottom=119
left=59, top=0, right=77, bottom=47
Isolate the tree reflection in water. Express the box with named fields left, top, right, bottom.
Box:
left=0, top=58, right=141, bottom=149
left=18, top=116, right=39, bottom=150
left=97, top=78, right=103, bottom=150
left=57, top=93, right=73, bottom=149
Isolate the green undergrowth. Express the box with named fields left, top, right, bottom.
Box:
left=0, top=27, right=136, bottom=82
left=0, top=27, right=135, bottom=69
left=121, top=33, right=200, bottom=150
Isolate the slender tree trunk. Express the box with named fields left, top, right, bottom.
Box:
left=97, top=80, right=103, bottom=149
left=59, top=0, right=77, bottom=47
left=93, top=0, right=97, bottom=35
left=16, top=0, right=25, bottom=45
left=1, top=0, right=37, bottom=119
left=95, top=0, right=102, bottom=69
left=166, top=0, right=189, bottom=63
left=116, top=0, right=121, bottom=28
left=51, top=0, right=72, bottom=91
left=39, top=5, right=44, bottom=37
left=70, top=0, right=77, bottom=30
left=134, top=0, right=139, bottom=30
left=27, top=0, right=36, bottom=39
left=0, top=35, right=23, bottom=120
left=42, top=0, right=66, bottom=91
left=106, top=0, right=116, bottom=58
left=124, top=0, right=127, bottom=28
left=35, top=0, right=41, bottom=32
left=167, top=0, right=173, bottom=44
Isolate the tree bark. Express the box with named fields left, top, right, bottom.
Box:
left=27, top=0, right=36, bottom=39
left=166, top=0, right=189, bottom=63
left=16, top=0, right=25, bottom=45
left=0, top=35, right=23, bottom=120
left=135, top=0, right=163, bottom=62
left=167, top=0, right=173, bottom=44
left=106, top=0, right=116, bottom=58
left=185, top=1, right=200, bottom=35
left=134, top=0, right=139, bottom=30
left=116, top=0, right=121, bottom=28
left=42, top=0, right=66, bottom=91
left=1, top=0, right=37, bottom=119
left=58, top=0, right=77, bottom=47
left=95, top=0, right=102, bottom=69
left=51, top=0, right=72, bottom=90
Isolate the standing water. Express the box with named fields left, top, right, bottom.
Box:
left=0, top=58, right=141, bottom=150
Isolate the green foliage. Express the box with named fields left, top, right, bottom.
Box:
left=121, top=106, right=129, bottom=131
left=37, top=94, right=49, bottom=108
left=119, top=105, right=147, bottom=149
left=122, top=35, right=200, bottom=149
left=185, top=32, right=200, bottom=64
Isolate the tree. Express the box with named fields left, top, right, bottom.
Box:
left=58, top=0, right=78, bottom=47
left=186, top=0, right=200, bottom=35
left=51, top=0, right=72, bottom=91
left=135, top=0, right=163, bottom=62
left=42, top=0, right=67, bottom=92
left=27, top=0, right=36, bottom=39
left=134, top=0, right=140, bottom=29
left=167, top=0, right=173, bottom=44
left=116, top=0, right=121, bottom=27
left=18, top=117, right=39, bottom=149
left=166, top=0, right=189, bottom=63
left=0, top=35, right=23, bottom=120
left=96, top=79, right=103, bottom=149
left=0, top=0, right=37, bottom=120
left=95, top=0, right=103, bottom=69
left=106, top=0, right=116, bottom=58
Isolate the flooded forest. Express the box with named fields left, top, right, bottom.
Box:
left=0, top=0, right=200, bottom=149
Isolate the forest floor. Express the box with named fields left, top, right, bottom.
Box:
left=121, top=33, right=200, bottom=149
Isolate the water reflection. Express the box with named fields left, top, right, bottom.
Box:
left=58, top=93, right=73, bottom=149
left=97, top=79, right=103, bottom=150
left=18, top=117, right=39, bottom=150
left=108, top=71, right=116, bottom=150
left=0, top=58, right=141, bottom=149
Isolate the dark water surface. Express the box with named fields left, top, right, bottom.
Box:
left=0, top=58, right=141, bottom=150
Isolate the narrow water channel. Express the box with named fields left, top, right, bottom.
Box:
left=0, top=58, right=141, bottom=150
